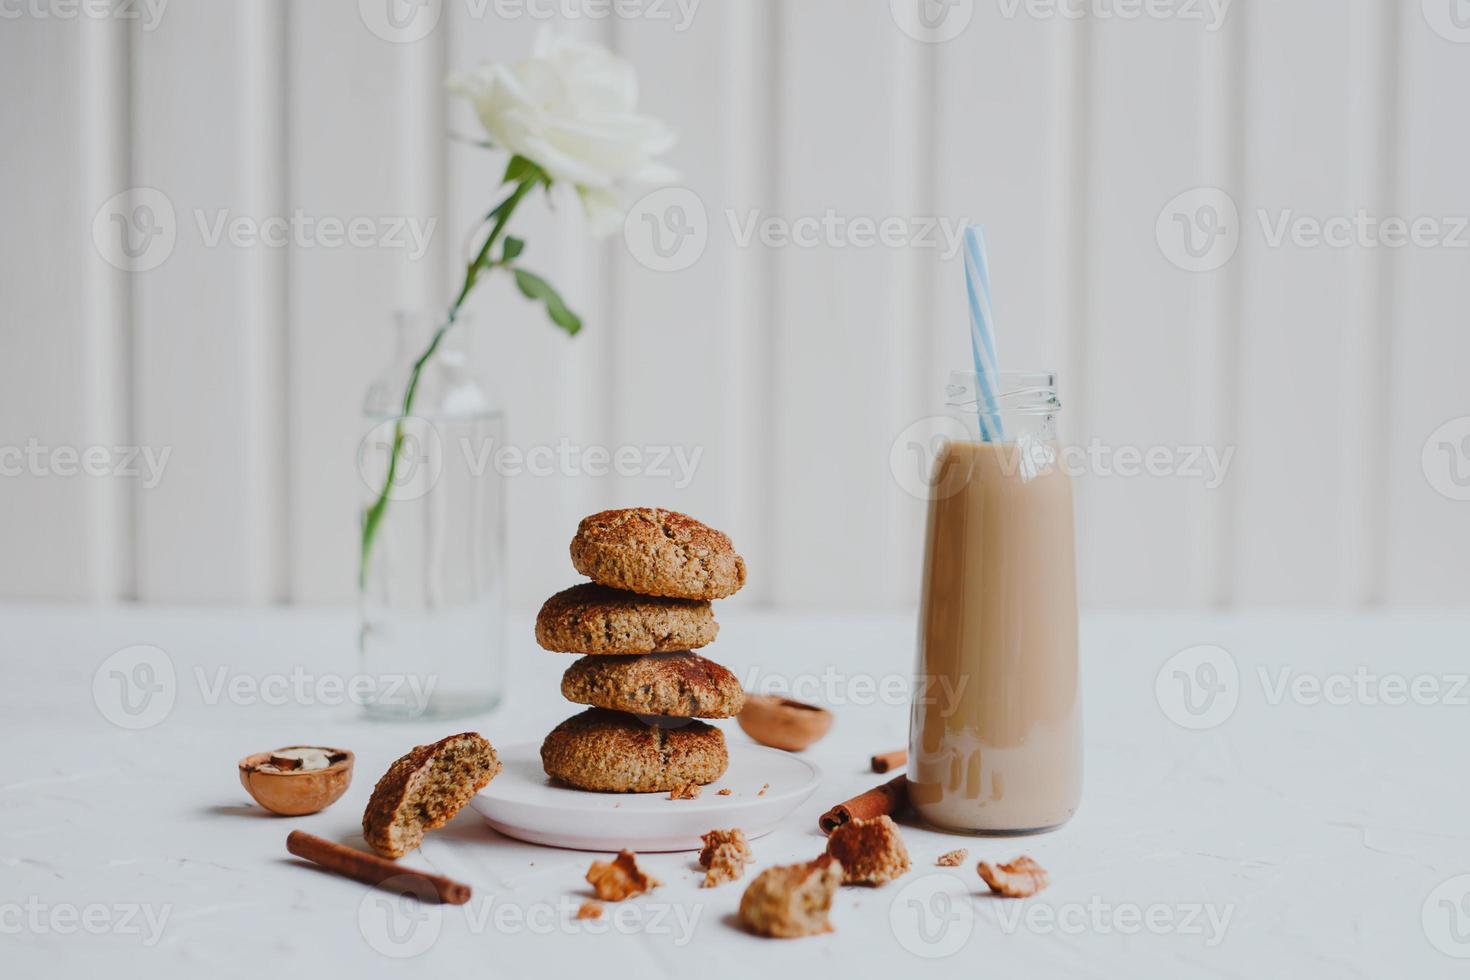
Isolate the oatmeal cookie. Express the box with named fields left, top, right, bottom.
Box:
left=535, top=583, right=718, bottom=655
left=560, top=652, right=745, bottom=718
left=540, top=708, right=728, bottom=792
left=570, top=508, right=746, bottom=600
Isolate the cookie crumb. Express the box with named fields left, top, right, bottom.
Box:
left=701, top=843, right=747, bottom=888
left=936, top=849, right=968, bottom=867
left=669, top=782, right=701, bottom=800
left=717, top=788, right=732, bottom=796
left=699, top=828, right=753, bottom=867
left=738, top=856, right=842, bottom=937
left=825, top=814, right=911, bottom=885
left=977, top=855, right=1048, bottom=898
left=758, top=783, right=769, bottom=796
left=576, top=900, right=603, bottom=920
left=586, top=849, right=660, bottom=901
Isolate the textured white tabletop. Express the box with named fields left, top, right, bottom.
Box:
left=4, top=604, right=1468, bottom=978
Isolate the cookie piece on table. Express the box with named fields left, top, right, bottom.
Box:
left=824, top=814, right=911, bottom=886
left=570, top=508, right=747, bottom=600
left=560, top=652, right=746, bottom=718
left=362, top=732, right=501, bottom=858
left=540, top=708, right=728, bottom=793
left=699, top=828, right=753, bottom=867
left=700, top=828, right=753, bottom=889
left=535, top=583, right=718, bottom=655
left=738, top=856, right=843, bottom=938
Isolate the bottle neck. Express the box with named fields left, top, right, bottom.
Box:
left=945, top=370, right=1060, bottom=444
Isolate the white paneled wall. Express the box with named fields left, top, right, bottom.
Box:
left=2, top=0, right=1468, bottom=610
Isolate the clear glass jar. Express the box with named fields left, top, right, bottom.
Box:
left=907, top=371, right=1082, bottom=833
left=357, top=312, right=506, bottom=720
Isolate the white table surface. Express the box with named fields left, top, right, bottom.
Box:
left=4, top=604, right=1468, bottom=978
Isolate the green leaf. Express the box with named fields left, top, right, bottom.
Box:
left=501, top=236, right=525, bottom=262
left=502, top=155, right=547, bottom=187
left=514, top=269, right=582, bottom=336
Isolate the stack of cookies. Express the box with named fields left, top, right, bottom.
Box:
left=536, top=508, right=748, bottom=793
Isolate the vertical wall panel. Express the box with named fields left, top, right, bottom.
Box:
left=717, top=1, right=779, bottom=606
left=130, top=4, right=276, bottom=601
left=1230, top=0, right=1389, bottom=606
left=1078, top=7, right=1235, bottom=606
left=1383, top=4, right=1470, bottom=606
left=771, top=0, right=928, bottom=608
left=239, top=1, right=289, bottom=602
left=285, top=3, right=439, bottom=603
left=0, top=16, right=91, bottom=598
left=611, top=2, right=777, bottom=607
left=81, top=9, right=135, bottom=601
left=1340, top=0, right=1399, bottom=606
left=1188, top=4, right=1242, bottom=607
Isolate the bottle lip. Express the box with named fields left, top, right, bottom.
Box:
left=945, top=370, right=1060, bottom=415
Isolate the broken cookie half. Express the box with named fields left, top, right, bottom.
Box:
left=362, top=733, right=501, bottom=859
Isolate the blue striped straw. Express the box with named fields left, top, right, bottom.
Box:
left=962, top=225, right=1005, bottom=442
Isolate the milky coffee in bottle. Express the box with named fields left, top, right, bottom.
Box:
left=907, top=373, right=1081, bottom=833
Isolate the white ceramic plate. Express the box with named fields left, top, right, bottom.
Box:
left=470, top=741, right=822, bottom=852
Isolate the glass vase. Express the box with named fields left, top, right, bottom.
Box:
left=356, top=312, right=506, bottom=720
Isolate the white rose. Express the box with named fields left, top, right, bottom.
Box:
left=449, top=31, right=677, bottom=234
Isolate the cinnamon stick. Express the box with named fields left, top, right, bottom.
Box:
left=870, top=749, right=907, bottom=774
left=286, top=830, right=471, bottom=905
left=818, top=775, right=909, bottom=835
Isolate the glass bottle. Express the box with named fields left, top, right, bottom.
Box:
left=357, top=312, right=506, bottom=719
left=907, top=371, right=1082, bottom=833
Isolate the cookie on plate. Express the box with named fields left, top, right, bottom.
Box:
left=535, top=583, right=718, bottom=655
left=569, top=508, right=747, bottom=600
left=362, top=732, right=501, bottom=858
left=560, top=652, right=746, bottom=718
left=540, top=708, right=728, bottom=792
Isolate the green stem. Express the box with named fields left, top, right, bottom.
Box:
left=358, top=173, right=540, bottom=589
